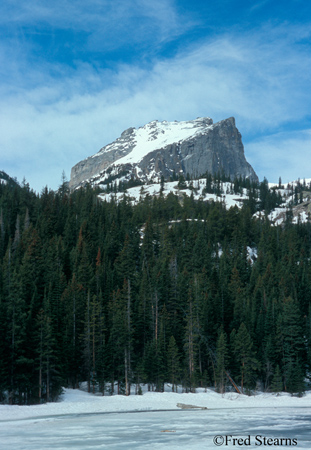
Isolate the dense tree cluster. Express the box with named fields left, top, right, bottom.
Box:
left=0, top=174, right=311, bottom=404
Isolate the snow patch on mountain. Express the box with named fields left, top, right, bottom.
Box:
left=99, top=176, right=311, bottom=227
left=267, top=179, right=311, bottom=225
left=98, top=179, right=250, bottom=209
left=105, top=118, right=213, bottom=166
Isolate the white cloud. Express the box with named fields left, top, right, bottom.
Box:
left=0, top=23, right=310, bottom=191
left=249, top=0, right=270, bottom=12
left=246, top=130, right=311, bottom=184
left=0, top=0, right=185, bottom=54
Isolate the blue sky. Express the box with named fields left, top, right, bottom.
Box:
left=0, top=0, right=310, bottom=192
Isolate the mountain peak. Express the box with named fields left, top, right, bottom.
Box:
left=69, top=116, right=258, bottom=190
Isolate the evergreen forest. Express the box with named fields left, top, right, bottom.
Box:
left=1, top=174, right=311, bottom=404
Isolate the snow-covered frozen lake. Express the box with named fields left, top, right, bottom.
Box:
left=1, top=388, right=311, bottom=449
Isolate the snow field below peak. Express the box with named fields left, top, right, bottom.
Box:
left=98, top=179, right=249, bottom=209
left=106, top=120, right=213, bottom=166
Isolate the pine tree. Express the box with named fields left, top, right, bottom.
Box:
left=270, top=364, right=283, bottom=393
left=108, top=279, right=132, bottom=395
left=82, top=290, right=92, bottom=393
left=35, top=289, right=60, bottom=402
left=6, top=269, right=27, bottom=404
left=229, top=267, right=246, bottom=330
left=215, top=329, right=229, bottom=393
left=167, top=335, right=180, bottom=392
left=184, top=287, right=198, bottom=392
left=234, top=322, right=259, bottom=393
left=286, top=357, right=305, bottom=395
left=61, top=274, right=84, bottom=388
left=276, top=296, right=305, bottom=393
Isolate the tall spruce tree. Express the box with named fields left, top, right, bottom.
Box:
left=215, top=329, right=229, bottom=394
left=233, top=322, right=259, bottom=393
left=167, top=335, right=180, bottom=392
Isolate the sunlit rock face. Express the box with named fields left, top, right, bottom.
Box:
left=69, top=116, right=258, bottom=190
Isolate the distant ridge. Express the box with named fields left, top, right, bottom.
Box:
left=0, top=170, right=19, bottom=188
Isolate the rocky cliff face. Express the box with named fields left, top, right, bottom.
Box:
left=69, top=116, right=258, bottom=190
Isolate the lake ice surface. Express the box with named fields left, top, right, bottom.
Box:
left=1, top=388, right=311, bottom=449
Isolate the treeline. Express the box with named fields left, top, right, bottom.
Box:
left=0, top=176, right=311, bottom=404
left=103, top=171, right=285, bottom=215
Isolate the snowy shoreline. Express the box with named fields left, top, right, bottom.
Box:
left=1, top=386, right=311, bottom=422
